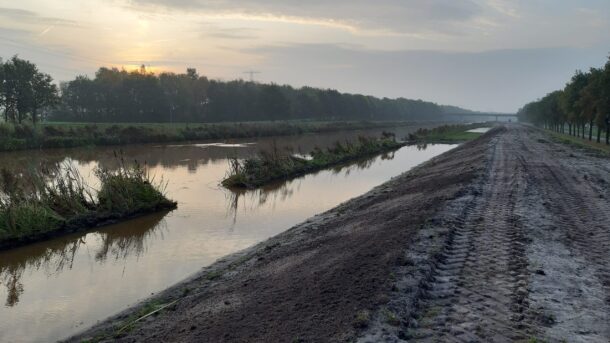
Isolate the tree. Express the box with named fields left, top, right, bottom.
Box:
left=579, top=68, right=602, bottom=141
left=520, top=55, right=610, bottom=145
left=50, top=66, right=448, bottom=123
left=31, top=70, right=59, bottom=124
left=0, top=58, right=5, bottom=122
left=258, top=84, right=290, bottom=121
left=600, top=57, right=610, bottom=144
left=560, top=71, right=588, bottom=136
left=0, top=56, right=58, bottom=124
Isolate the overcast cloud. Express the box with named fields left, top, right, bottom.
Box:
left=0, top=0, right=608, bottom=112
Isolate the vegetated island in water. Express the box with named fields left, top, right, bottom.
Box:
left=222, top=133, right=404, bottom=189
left=0, top=159, right=177, bottom=250
left=406, top=123, right=491, bottom=143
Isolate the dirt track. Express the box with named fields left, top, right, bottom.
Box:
left=70, top=125, right=610, bottom=343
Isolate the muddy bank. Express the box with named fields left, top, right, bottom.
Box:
left=365, top=125, right=610, bottom=343
left=69, top=125, right=610, bottom=342
left=69, top=127, right=492, bottom=342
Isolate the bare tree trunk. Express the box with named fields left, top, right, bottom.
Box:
left=597, top=127, right=601, bottom=143
left=32, top=108, right=38, bottom=125
left=606, top=118, right=610, bottom=145
left=589, top=119, right=593, bottom=141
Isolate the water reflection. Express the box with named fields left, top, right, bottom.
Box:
left=0, top=126, right=456, bottom=343
left=224, top=150, right=398, bottom=220
left=0, top=212, right=169, bottom=307
left=0, top=125, right=422, bottom=174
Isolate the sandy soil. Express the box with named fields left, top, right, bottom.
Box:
left=69, top=125, right=610, bottom=343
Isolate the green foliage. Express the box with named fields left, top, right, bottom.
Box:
left=0, top=120, right=410, bottom=152
left=222, top=135, right=404, bottom=188
left=50, top=66, right=444, bottom=123
left=407, top=123, right=486, bottom=142
left=0, top=56, right=59, bottom=124
left=96, top=158, right=172, bottom=214
left=519, top=55, right=610, bottom=144
left=0, top=159, right=176, bottom=246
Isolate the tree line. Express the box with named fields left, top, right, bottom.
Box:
left=518, top=56, right=610, bottom=144
left=0, top=56, right=59, bottom=124
left=1, top=56, right=449, bottom=124
left=54, top=66, right=445, bottom=123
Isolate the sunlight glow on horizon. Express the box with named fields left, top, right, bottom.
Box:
left=0, top=0, right=608, bottom=112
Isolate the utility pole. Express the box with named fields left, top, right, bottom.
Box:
left=243, top=70, right=261, bottom=82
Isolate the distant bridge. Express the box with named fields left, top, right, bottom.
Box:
left=444, top=112, right=518, bottom=122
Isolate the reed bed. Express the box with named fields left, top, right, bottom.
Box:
left=0, top=158, right=176, bottom=248
left=222, top=135, right=404, bottom=189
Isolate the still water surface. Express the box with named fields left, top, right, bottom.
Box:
left=0, top=127, right=456, bottom=342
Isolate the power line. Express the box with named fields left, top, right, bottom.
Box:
left=243, top=70, right=260, bottom=82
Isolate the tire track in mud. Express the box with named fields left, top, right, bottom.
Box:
left=401, top=126, right=610, bottom=342
left=407, top=130, right=534, bottom=342
left=69, top=125, right=610, bottom=343
left=515, top=127, right=610, bottom=342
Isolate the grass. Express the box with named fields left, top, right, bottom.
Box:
left=353, top=310, right=371, bottom=328
left=545, top=129, right=610, bottom=155
left=222, top=134, right=404, bottom=189
left=383, top=308, right=400, bottom=326
left=114, top=300, right=166, bottom=336
left=0, top=120, right=416, bottom=152
left=406, top=123, right=490, bottom=143
left=0, top=157, right=176, bottom=248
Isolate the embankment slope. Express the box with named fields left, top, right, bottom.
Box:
left=70, top=125, right=610, bottom=342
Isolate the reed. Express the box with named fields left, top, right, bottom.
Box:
left=222, top=135, right=404, bottom=189
left=0, top=158, right=176, bottom=248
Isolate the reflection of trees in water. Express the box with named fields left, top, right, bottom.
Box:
left=93, top=214, right=168, bottom=262
left=0, top=127, right=422, bottom=174
left=416, top=143, right=429, bottom=151
left=0, top=212, right=169, bottom=307
left=225, top=181, right=299, bottom=225
left=225, top=151, right=397, bottom=220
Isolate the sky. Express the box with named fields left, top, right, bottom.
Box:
left=0, top=0, right=608, bottom=112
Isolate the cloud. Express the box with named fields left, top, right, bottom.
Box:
left=199, top=25, right=259, bottom=40
left=0, top=7, right=78, bottom=27
left=116, top=0, right=491, bottom=36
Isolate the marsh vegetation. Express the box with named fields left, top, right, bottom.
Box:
left=406, top=123, right=489, bottom=143
left=222, top=134, right=404, bottom=188
left=0, top=157, right=176, bottom=248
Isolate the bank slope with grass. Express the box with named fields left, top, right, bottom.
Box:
left=0, top=162, right=176, bottom=250
left=0, top=120, right=417, bottom=152
left=222, top=135, right=404, bottom=188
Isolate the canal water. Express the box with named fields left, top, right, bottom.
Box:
left=0, top=127, right=457, bottom=342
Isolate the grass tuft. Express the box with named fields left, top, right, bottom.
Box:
left=353, top=310, right=371, bottom=329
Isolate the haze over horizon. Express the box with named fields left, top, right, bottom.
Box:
left=0, top=0, right=608, bottom=113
